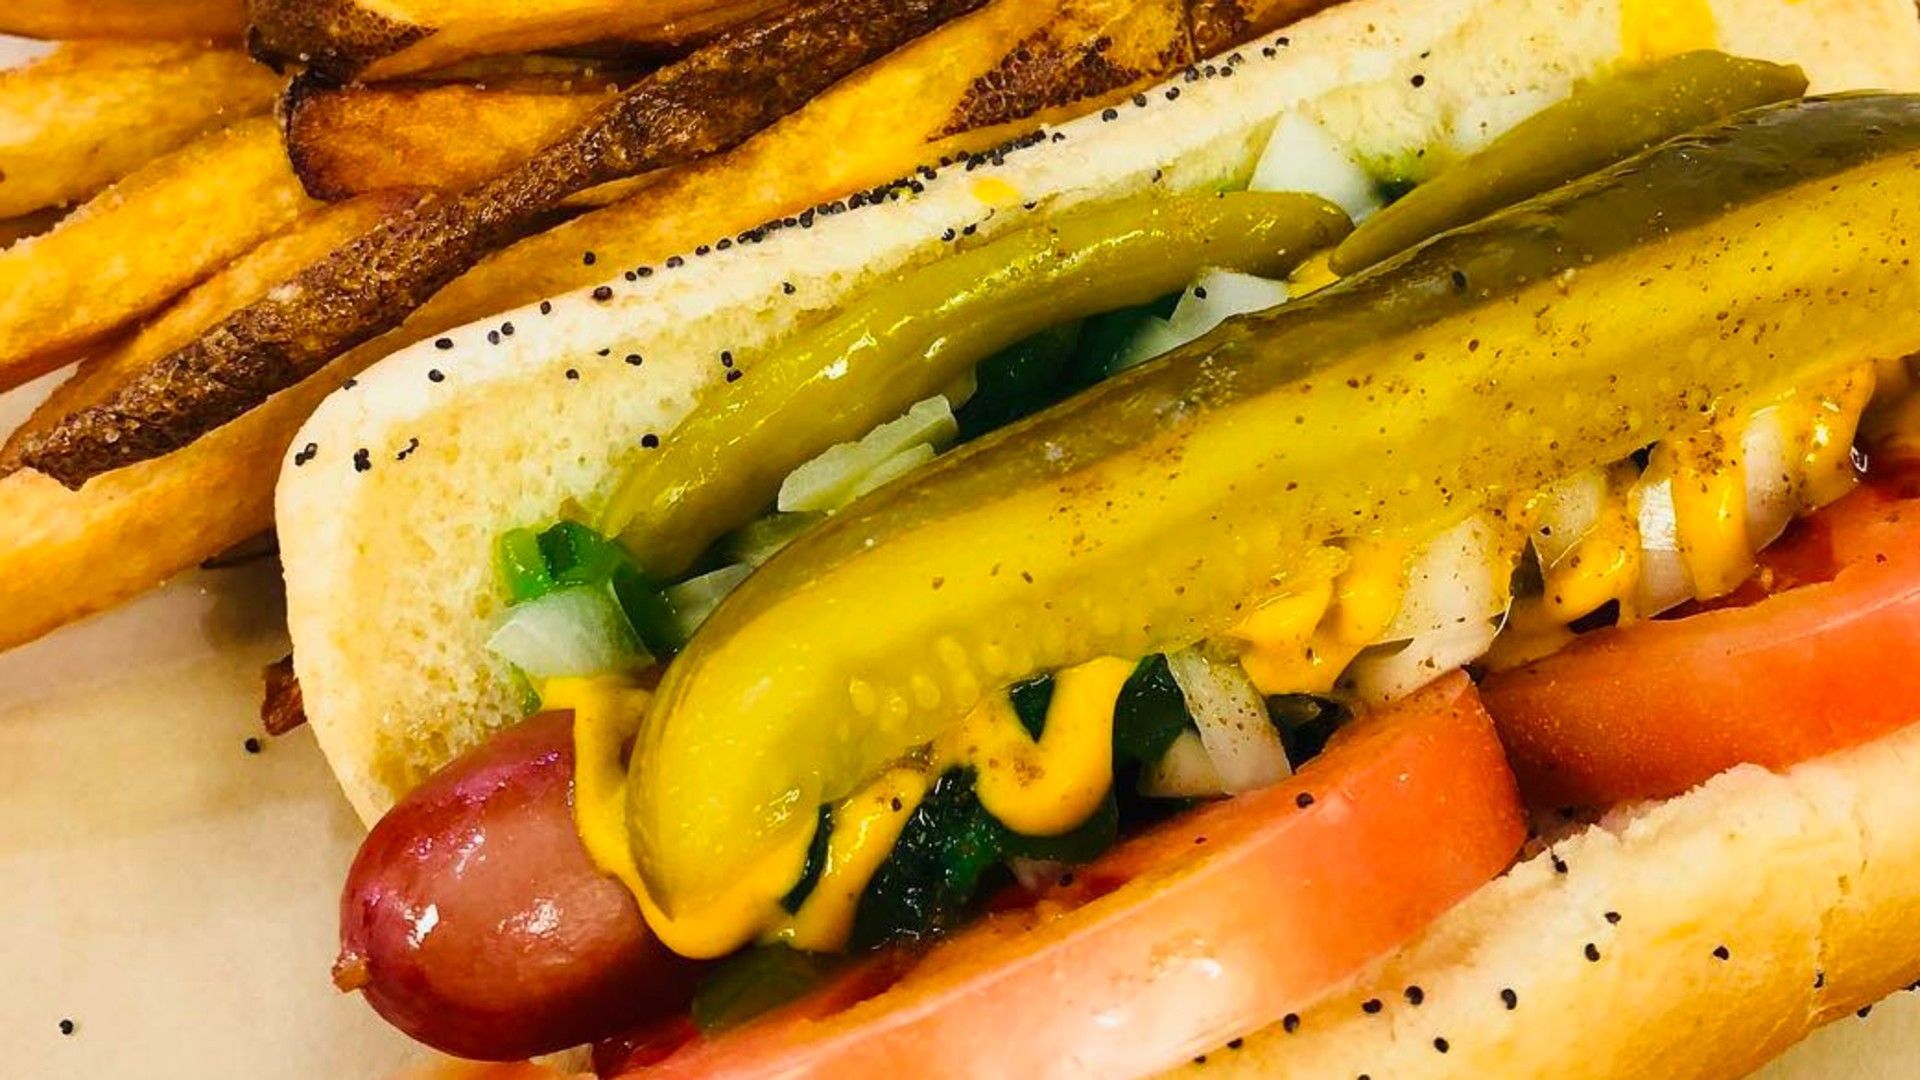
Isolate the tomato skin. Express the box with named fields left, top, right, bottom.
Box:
left=630, top=672, right=1525, bottom=1080
left=1482, top=484, right=1920, bottom=809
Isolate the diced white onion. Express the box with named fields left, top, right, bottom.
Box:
left=1530, top=468, right=1608, bottom=570
left=1379, top=515, right=1509, bottom=642
left=1632, top=474, right=1693, bottom=617
left=1112, top=316, right=1187, bottom=372
left=1138, top=730, right=1229, bottom=799
left=1344, top=618, right=1499, bottom=705
left=1165, top=648, right=1292, bottom=793
left=1009, top=857, right=1069, bottom=892
left=941, top=368, right=979, bottom=409
left=665, top=564, right=754, bottom=643
left=1117, top=271, right=1293, bottom=373
left=846, top=442, right=936, bottom=503
left=779, top=395, right=958, bottom=513
left=1251, top=112, right=1380, bottom=222
left=1165, top=269, right=1291, bottom=344
left=1742, top=406, right=1799, bottom=551
left=726, top=512, right=818, bottom=567
left=487, top=588, right=649, bottom=680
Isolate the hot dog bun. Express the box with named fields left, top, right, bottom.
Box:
left=1169, top=713, right=1920, bottom=1079
left=278, top=0, right=1920, bottom=826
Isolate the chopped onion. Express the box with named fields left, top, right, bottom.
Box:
left=1112, top=316, right=1187, bottom=373
left=1344, top=618, right=1498, bottom=705
left=1379, top=514, right=1509, bottom=642
left=1165, top=269, right=1291, bottom=344
left=779, top=395, right=958, bottom=513
left=1742, top=406, right=1799, bottom=551
left=487, top=587, right=650, bottom=680
left=1632, top=473, right=1693, bottom=617
left=725, top=512, right=821, bottom=568
left=846, top=442, right=936, bottom=503
left=1009, top=857, right=1069, bottom=893
left=1530, top=468, right=1608, bottom=570
left=1116, top=271, right=1293, bottom=372
left=1250, top=112, right=1379, bottom=222
left=1165, top=648, right=1292, bottom=793
left=665, top=564, right=754, bottom=644
left=1138, top=730, right=1228, bottom=799
left=941, top=367, right=979, bottom=409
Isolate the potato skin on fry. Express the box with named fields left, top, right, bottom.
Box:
left=21, top=0, right=997, bottom=487
left=0, top=117, right=314, bottom=394
left=0, top=0, right=248, bottom=42
left=0, top=42, right=281, bottom=218
left=0, top=191, right=423, bottom=652
left=247, top=0, right=790, bottom=81
left=0, top=0, right=1328, bottom=648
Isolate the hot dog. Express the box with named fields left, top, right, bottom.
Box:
left=276, top=0, right=1920, bottom=1073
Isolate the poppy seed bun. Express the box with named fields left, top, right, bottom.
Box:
left=279, top=0, right=1920, bottom=827
left=1170, top=716, right=1920, bottom=1078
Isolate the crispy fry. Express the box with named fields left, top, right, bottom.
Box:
left=0, top=0, right=248, bottom=42
left=0, top=207, right=66, bottom=249
left=249, top=0, right=790, bottom=80
left=21, top=0, right=994, bottom=486
left=0, top=0, right=1338, bottom=646
left=1192, top=0, right=1336, bottom=51
left=0, top=117, right=314, bottom=393
left=414, top=0, right=1230, bottom=327
left=283, top=74, right=624, bottom=201
left=0, top=191, right=423, bottom=651
left=0, top=42, right=281, bottom=218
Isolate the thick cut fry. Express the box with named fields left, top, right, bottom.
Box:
left=21, top=0, right=995, bottom=486
left=284, top=76, right=624, bottom=201
left=0, top=42, right=280, bottom=218
left=421, top=0, right=1327, bottom=334
left=0, top=117, right=314, bottom=392
left=249, top=0, right=791, bottom=80
left=0, top=0, right=248, bottom=41
left=0, top=191, right=423, bottom=652
left=0, top=0, right=1334, bottom=646
left=0, top=207, right=65, bottom=249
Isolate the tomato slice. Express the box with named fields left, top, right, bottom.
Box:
left=1481, top=480, right=1920, bottom=808
left=629, top=672, right=1524, bottom=1079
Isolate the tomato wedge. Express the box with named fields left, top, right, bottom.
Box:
left=630, top=672, right=1524, bottom=1079
left=1482, top=479, right=1920, bottom=808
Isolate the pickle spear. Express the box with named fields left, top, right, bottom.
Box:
left=602, top=191, right=1351, bottom=578
left=1329, top=51, right=1808, bottom=275
left=632, top=96, right=1920, bottom=929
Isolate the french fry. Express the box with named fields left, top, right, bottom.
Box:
left=0, top=190, right=424, bottom=652
left=284, top=76, right=625, bottom=201
left=21, top=0, right=997, bottom=485
left=0, top=0, right=249, bottom=42
left=250, top=0, right=790, bottom=80
left=346, top=0, right=1341, bottom=326
left=0, top=42, right=281, bottom=218
left=0, top=116, right=315, bottom=392
left=0, top=207, right=65, bottom=249
left=420, top=0, right=1204, bottom=323
left=0, top=0, right=1341, bottom=647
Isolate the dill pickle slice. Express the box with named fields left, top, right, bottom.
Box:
left=602, top=191, right=1352, bottom=578
left=632, top=96, right=1920, bottom=921
left=1329, top=51, right=1808, bottom=275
